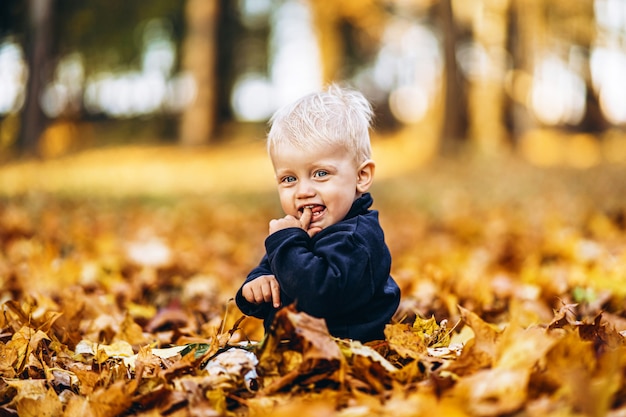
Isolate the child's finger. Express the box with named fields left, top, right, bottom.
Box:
left=300, top=207, right=312, bottom=230
left=270, top=278, right=281, bottom=308
left=261, top=281, right=273, bottom=303
left=307, top=226, right=322, bottom=238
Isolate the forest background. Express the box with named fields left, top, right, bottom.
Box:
left=1, top=1, right=626, bottom=416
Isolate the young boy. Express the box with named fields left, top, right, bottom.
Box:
left=235, top=85, right=400, bottom=342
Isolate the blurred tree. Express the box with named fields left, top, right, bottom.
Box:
left=439, top=0, right=468, bottom=152
left=0, top=0, right=27, bottom=157
left=215, top=0, right=250, bottom=128
left=507, top=0, right=535, bottom=139
left=510, top=0, right=604, bottom=136
left=310, top=1, right=343, bottom=83
left=179, top=0, right=220, bottom=145
left=19, top=0, right=55, bottom=157
left=466, top=0, right=511, bottom=155
left=548, top=0, right=606, bottom=133
left=310, top=0, right=387, bottom=83
left=56, top=1, right=183, bottom=75
left=10, top=0, right=185, bottom=156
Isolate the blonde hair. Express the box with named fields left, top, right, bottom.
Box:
left=267, top=84, right=374, bottom=164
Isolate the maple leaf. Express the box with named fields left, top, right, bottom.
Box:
left=384, top=322, right=427, bottom=361
left=445, top=306, right=501, bottom=376
left=412, top=315, right=452, bottom=348
left=577, top=312, right=626, bottom=354
left=5, top=326, right=50, bottom=374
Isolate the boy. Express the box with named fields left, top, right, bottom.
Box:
left=235, top=85, right=400, bottom=342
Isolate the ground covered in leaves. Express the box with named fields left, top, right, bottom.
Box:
left=1, top=153, right=626, bottom=416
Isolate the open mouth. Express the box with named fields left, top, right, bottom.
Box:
left=300, top=204, right=326, bottom=220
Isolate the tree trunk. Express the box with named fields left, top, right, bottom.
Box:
left=179, top=0, right=219, bottom=146
left=467, top=0, right=511, bottom=156
left=508, top=0, right=544, bottom=139
left=19, top=0, right=54, bottom=157
left=576, top=3, right=608, bottom=133
left=438, top=0, right=468, bottom=153
left=309, top=1, right=344, bottom=84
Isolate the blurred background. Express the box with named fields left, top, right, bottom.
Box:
left=1, top=0, right=626, bottom=167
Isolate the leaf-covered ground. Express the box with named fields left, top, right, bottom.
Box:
left=1, top=150, right=626, bottom=416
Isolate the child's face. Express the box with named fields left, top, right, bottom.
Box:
left=271, top=142, right=373, bottom=232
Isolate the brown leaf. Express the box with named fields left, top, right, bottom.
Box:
left=548, top=301, right=581, bottom=330
left=88, top=380, right=137, bottom=417
left=577, top=312, right=626, bottom=353
left=115, top=312, right=150, bottom=347
left=257, top=305, right=344, bottom=394
left=5, top=326, right=50, bottom=374
left=145, top=304, right=192, bottom=333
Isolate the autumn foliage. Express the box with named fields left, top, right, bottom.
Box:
left=1, top=155, right=626, bottom=416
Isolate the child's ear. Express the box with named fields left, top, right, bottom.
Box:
left=356, top=160, right=375, bottom=193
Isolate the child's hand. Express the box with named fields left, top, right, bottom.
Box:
left=269, top=207, right=321, bottom=237
left=241, top=275, right=281, bottom=308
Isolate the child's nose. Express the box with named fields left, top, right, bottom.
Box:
left=295, top=179, right=315, bottom=197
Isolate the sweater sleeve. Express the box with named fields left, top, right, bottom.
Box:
left=264, top=221, right=379, bottom=319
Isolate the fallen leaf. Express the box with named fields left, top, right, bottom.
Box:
left=257, top=305, right=344, bottom=394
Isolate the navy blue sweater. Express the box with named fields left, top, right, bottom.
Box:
left=235, top=193, right=400, bottom=342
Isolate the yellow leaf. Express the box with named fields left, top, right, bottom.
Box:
left=4, top=378, right=47, bottom=402
left=75, top=339, right=134, bottom=363
left=88, top=380, right=136, bottom=417
left=384, top=323, right=427, bottom=360
left=413, top=315, right=452, bottom=348
left=495, top=325, right=558, bottom=370
left=16, top=387, right=63, bottom=417
left=446, top=306, right=501, bottom=375
left=123, top=344, right=188, bottom=370
left=6, top=326, right=50, bottom=373
left=452, top=368, right=530, bottom=416
left=115, top=311, right=150, bottom=346
left=63, top=395, right=94, bottom=417
left=205, top=388, right=228, bottom=415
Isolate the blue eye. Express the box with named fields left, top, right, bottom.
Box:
left=281, top=175, right=296, bottom=183
left=314, top=170, right=328, bottom=178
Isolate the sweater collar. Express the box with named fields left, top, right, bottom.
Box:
left=344, top=193, right=373, bottom=221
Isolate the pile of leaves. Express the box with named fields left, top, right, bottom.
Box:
left=1, top=158, right=626, bottom=416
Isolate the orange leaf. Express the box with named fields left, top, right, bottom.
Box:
left=446, top=306, right=501, bottom=375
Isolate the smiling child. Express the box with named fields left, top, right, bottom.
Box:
left=235, top=84, right=400, bottom=342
